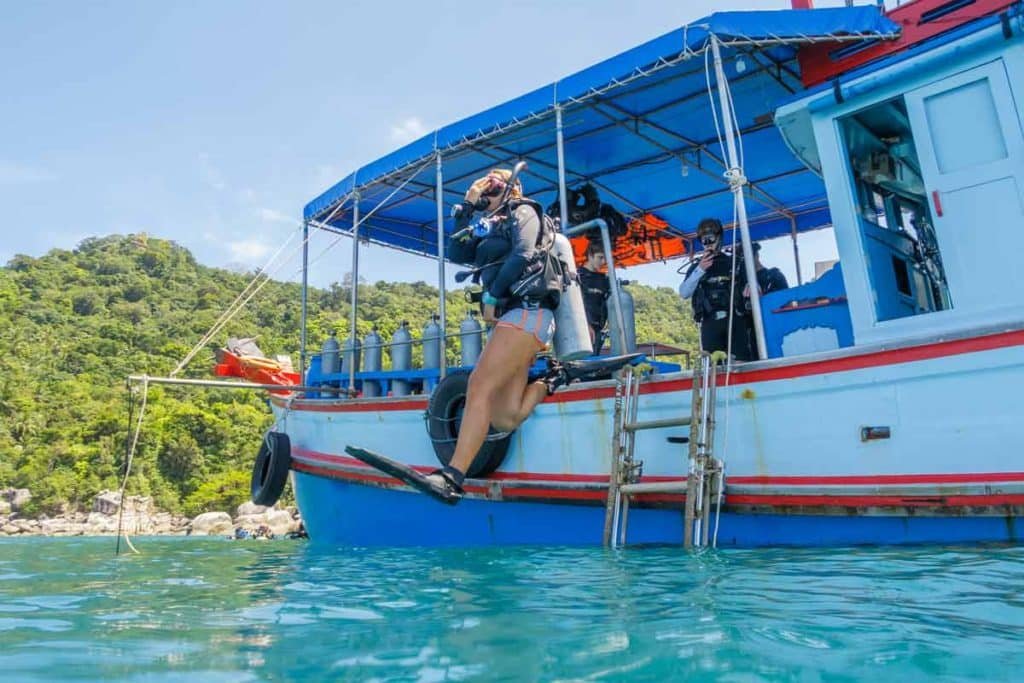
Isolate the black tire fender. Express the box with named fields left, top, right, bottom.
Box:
left=426, top=371, right=511, bottom=478
left=251, top=431, right=292, bottom=506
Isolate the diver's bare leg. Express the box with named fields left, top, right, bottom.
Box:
left=448, top=325, right=539, bottom=475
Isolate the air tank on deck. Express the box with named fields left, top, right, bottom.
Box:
left=320, top=331, right=340, bottom=375
left=341, top=334, right=361, bottom=375
left=551, top=233, right=593, bottom=360
left=422, top=314, right=442, bottom=370
left=609, top=280, right=637, bottom=356
left=459, top=311, right=484, bottom=367
left=362, top=327, right=383, bottom=398
left=390, top=321, right=412, bottom=397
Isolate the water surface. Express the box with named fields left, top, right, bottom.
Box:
left=1, top=538, right=1022, bottom=681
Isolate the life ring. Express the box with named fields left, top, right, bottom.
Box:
left=426, top=372, right=511, bottom=478
left=251, top=431, right=292, bottom=506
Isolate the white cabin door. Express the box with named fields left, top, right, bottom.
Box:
left=904, top=60, right=1024, bottom=312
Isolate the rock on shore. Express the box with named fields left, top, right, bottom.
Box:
left=0, top=489, right=303, bottom=539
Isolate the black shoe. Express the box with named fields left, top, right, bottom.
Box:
left=421, top=467, right=465, bottom=505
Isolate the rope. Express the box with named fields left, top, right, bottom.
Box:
left=702, top=33, right=753, bottom=547
left=115, top=377, right=149, bottom=555
left=301, top=156, right=437, bottom=275
left=170, top=223, right=305, bottom=377
left=169, top=190, right=357, bottom=378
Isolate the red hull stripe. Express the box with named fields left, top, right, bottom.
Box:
left=291, top=451, right=1024, bottom=509
left=292, top=447, right=1024, bottom=487
left=274, top=329, right=1024, bottom=412
left=291, top=462, right=1024, bottom=509
left=726, top=494, right=1024, bottom=507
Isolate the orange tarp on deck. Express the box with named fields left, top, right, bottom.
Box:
left=568, top=213, right=691, bottom=268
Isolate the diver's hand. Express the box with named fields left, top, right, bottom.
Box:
left=466, top=175, right=498, bottom=204
left=699, top=253, right=714, bottom=271
left=482, top=303, right=498, bottom=323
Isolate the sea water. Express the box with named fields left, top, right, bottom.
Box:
left=1, top=538, right=1022, bottom=681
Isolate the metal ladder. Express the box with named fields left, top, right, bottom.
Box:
left=603, top=353, right=723, bottom=548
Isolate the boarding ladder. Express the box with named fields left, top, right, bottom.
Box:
left=603, top=352, right=723, bottom=548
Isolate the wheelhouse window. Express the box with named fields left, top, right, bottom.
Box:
left=839, top=97, right=952, bottom=322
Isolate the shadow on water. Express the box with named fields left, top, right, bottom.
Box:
left=1, top=537, right=1023, bottom=680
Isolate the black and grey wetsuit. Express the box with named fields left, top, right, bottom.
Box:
left=679, top=251, right=752, bottom=361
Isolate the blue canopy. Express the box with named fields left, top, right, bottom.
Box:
left=304, top=6, right=899, bottom=260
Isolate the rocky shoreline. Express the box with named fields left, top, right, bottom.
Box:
left=0, top=488, right=303, bottom=539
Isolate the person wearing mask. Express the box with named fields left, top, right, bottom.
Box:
left=578, top=240, right=610, bottom=355
left=421, top=169, right=570, bottom=503
left=740, top=241, right=788, bottom=359
left=678, top=217, right=753, bottom=361
left=748, top=242, right=789, bottom=296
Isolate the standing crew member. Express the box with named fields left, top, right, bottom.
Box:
left=748, top=242, right=789, bottom=296
left=740, top=241, right=788, bottom=359
left=678, top=217, right=753, bottom=361
left=578, top=240, right=610, bottom=355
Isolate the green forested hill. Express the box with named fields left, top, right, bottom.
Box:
left=0, top=234, right=697, bottom=516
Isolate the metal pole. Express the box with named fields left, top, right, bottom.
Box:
left=436, top=152, right=447, bottom=379
left=555, top=104, right=570, bottom=229
left=300, top=221, right=309, bottom=379
left=127, top=375, right=325, bottom=393
left=790, top=216, right=803, bottom=286
left=349, top=193, right=360, bottom=392
left=710, top=35, right=767, bottom=360
left=558, top=103, right=626, bottom=354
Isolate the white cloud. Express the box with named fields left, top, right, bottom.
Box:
left=257, top=207, right=296, bottom=225
left=389, top=117, right=429, bottom=144
left=197, top=153, right=226, bottom=191
left=227, top=239, right=271, bottom=263
left=0, top=161, right=55, bottom=184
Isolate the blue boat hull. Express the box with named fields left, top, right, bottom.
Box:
left=294, top=472, right=1021, bottom=548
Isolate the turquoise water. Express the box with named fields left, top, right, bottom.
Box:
left=1, top=538, right=1022, bottom=681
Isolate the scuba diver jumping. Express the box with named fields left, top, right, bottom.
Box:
left=345, top=166, right=645, bottom=504
left=417, top=167, right=576, bottom=503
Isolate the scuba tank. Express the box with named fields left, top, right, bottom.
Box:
left=390, top=322, right=413, bottom=397
left=459, top=311, right=484, bottom=367
left=609, top=280, right=637, bottom=356
left=361, top=327, right=383, bottom=398
left=422, top=314, right=442, bottom=370
left=551, top=233, right=593, bottom=361
left=320, top=331, right=340, bottom=375
left=341, top=334, right=361, bottom=375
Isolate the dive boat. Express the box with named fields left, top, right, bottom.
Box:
left=264, top=0, right=1024, bottom=547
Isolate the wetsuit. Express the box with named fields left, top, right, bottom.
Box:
left=742, top=266, right=789, bottom=359
left=757, top=266, right=789, bottom=295
left=450, top=202, right=558, bottom=347
left=679, top=250, right=752, bottom=361
left=578, top=266, right=610, bottom=354
left=483, top=204, right=543, bottom=305
left=448, top=202, right=546, bottom=306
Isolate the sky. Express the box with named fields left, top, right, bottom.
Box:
left=1, top=0, right=856, bottom=293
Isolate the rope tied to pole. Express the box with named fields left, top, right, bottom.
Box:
left=724, top=167, right=748, bottom=190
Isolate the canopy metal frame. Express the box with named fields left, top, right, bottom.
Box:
left=299, top=18, right=900, bottom=375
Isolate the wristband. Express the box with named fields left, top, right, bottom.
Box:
left=482, top=291, right=499, bottom=306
